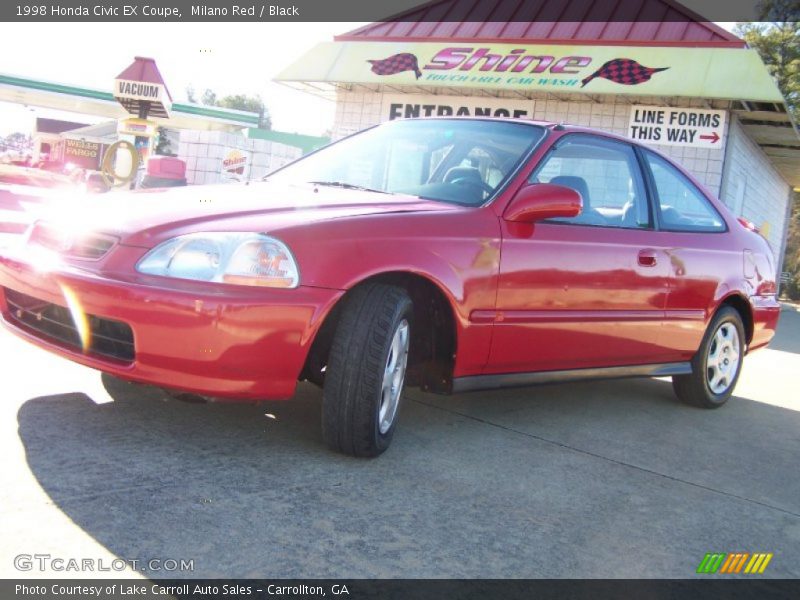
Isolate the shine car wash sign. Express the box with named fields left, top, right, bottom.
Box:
left=382, top=94, right=534, bottom=121
left=277, top=42, right=784, bottom=103
left=628, top=105, right=727, bottom=148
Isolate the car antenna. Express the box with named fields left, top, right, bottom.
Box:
left=554, top=121, right=566, bottom=131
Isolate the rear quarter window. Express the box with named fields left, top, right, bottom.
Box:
left=644, top=151, right=726, bottom=233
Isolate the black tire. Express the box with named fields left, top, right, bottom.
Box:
left=672, top=306, right=745, bottom=409
left=322, top=283, right=413, bottom=457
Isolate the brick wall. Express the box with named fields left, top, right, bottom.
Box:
left=178, top=130, right=301, bottom=186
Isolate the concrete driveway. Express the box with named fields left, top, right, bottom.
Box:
left=1, top=307, right=799, bottom=579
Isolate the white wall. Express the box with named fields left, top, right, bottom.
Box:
left=177, top=130, right=301, bottom=185
left=719, top=116, right=792, bottom=258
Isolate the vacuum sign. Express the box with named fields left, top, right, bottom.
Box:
left=382, top=94, right=534, bottom=120
left=628, top=105, right=726, bottom=148
left=115, top=79, right=168, bottom=102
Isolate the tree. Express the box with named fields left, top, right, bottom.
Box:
left=154, top=126, right=172, bottom=156
left=184, top=86, right=271, bottom=129
left=216, top=94, right=272, bottom=130
left=1, top=132, right=32, bottom=153
left=201, top=89, right=218, bottom=107
left=782, top=194, right=800, bottom=300
left=735, top=15, right=799, bottom=120
left=736, top=5, right=800, bottom=299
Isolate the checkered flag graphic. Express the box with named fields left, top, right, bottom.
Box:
left=581, top=58, right=668, bottom=87
left=367, top=53, right=422, bottom=79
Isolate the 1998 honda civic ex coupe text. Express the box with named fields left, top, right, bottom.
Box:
left=0, top=119, right=780, bottom=456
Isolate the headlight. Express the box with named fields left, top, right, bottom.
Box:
left=136, top=233, right=299, bottom=288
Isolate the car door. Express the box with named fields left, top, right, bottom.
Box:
left=486, top=134, right=673, bottom=375
left=640, top=150, right=733, bottom=361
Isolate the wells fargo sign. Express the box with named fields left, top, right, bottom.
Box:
left=63, top=139, right=102, bottom=170
left=277, top=42, right=783, bottom=103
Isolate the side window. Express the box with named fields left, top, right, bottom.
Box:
left=644, top=152, right=726, bottom=233
left=530, top=135, right=650, bottom=229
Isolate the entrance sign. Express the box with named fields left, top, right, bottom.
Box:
left=381, top=94, right=534, bottom=121
left=627, top=105, right=727, bottom=148
left=277, top=42, right=783, bottom=103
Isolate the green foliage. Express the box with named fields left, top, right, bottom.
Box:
left=1, top=132, right=32, bottom=153
left=185, top=86, right=271, bottom=129
left=734, top=17, right=799, bottom=120
left=154, top=126, right=172, bottom=155
left=737, top=5, right=800, bottom=299
left=782, top=193, right=800, bottom=300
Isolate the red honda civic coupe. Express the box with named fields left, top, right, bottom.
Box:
left=0, top=118, right=780, bottom=456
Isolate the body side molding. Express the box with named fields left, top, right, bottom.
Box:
left=452, top=362, right=693, bottom=394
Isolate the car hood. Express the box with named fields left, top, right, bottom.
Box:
left=39, top=181, right=460, bottom=247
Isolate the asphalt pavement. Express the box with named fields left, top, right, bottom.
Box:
left=1, top=306, right=799, bottom=579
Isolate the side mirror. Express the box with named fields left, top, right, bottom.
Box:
left=504, top=183, right=582, bottom=223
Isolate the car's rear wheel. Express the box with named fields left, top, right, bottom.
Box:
left=322, top=283, right=412, bottom=457
left=672, top=306, right=744, bottom=408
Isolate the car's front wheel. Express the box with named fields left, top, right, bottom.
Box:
left=672, top=306, right=745, bottom=408
left=322, top=283, right=412, bottom=457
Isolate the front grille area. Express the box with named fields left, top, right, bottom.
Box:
left=4, top=288, right=135, bottom=363
left=28, top=223, right=117, bottom=260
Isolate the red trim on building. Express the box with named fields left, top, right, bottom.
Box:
left=333, top=35, right=743, bottom=47
left=336, top=0, right=745, bottom=48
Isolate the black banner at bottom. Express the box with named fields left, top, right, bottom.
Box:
left=3, top=579, right=800, bottom=600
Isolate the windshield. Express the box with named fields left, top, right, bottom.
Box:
left=267, top=119, right=546, bottom=206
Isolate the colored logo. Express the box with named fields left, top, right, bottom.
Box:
left=368, top=53, right=422, bottom=79
left=696, top=552, right=773, bottom=574
left=581, top=58, right=668, bottom=87
left=366, top=49, right=669, bottom=91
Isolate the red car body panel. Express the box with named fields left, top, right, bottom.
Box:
left=0, top=120, right=781, bottom=400
left=0, top=249, right=343, bottom=399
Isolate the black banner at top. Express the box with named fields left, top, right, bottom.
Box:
left=1, top=0, right=798, bottom=23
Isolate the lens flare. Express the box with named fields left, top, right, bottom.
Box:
left=60, top=283, right=91, bottom=353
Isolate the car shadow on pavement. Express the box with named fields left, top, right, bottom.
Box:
left=766, top=309, right=800, bottom=354
left=14, top=374, right=800, bottom=578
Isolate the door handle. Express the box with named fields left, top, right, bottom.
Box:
left=638, top=249, right=658, bottom=267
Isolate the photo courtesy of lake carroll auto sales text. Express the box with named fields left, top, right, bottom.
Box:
left=0, top=0, right=798, bottom=598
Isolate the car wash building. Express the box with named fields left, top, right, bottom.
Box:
left=276, top=0, right=799, bottom=267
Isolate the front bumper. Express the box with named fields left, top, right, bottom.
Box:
left=0, top=252, right=343, bottom=400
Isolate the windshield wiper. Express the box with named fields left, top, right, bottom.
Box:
left=307, top=181, right=391, bottom=194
